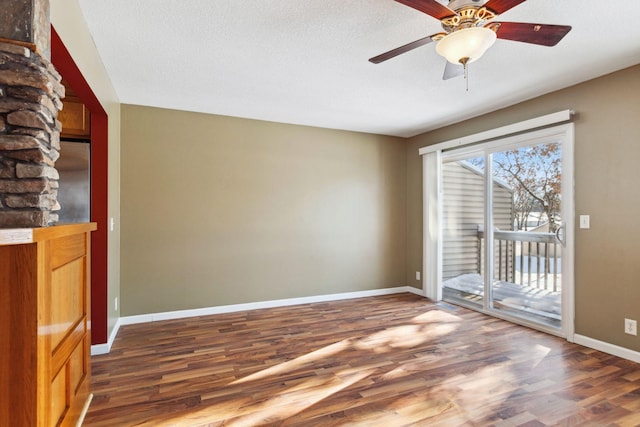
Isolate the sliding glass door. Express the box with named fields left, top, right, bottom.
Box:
left=435, top=124, right=574, bottom=336
left=488, top=142, right=564, bottom=328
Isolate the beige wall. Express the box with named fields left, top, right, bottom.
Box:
left=51, top=0, right=121, bottom=338
left=406, top=65, right=640, bottom=352
left=120, top=105, right=406, bottom=315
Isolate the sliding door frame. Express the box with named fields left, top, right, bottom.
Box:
left=421, top=113, right=575, bottom=341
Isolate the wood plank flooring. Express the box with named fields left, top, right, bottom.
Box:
left=85, top=294, right=640, bottom=426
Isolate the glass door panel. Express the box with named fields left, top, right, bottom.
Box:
left=433, top=123, right=573, bottom=337
left=441, top=155, right=485, bottom=310
left=490, top=142, right=563, bottom=327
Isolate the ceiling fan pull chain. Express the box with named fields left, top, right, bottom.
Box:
left=459, top=57, right=469, bottom=92
left=465, top=63, right=469, bottom=92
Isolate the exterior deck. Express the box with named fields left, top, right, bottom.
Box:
left=443, top=273, right=561, bottom=328
left=443, top=228, right=563, bottom=328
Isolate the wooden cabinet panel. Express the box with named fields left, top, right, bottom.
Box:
left=51, top=233, right=86, bottom=269
left=0, top=223, right=96, bottom=426
left=50, top=369, right=66, bottom=426
left=59, top=100, right=90, bottom=138
left=0, top=244, right=38, bottom=427
left=51, top=258, right=84, bottom=351
left=69, top=340, right=86, bottom=394
left=59, top=81, right=91, bottom=139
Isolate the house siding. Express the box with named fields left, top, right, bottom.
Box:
left=442, top=161, right=513, bottom=281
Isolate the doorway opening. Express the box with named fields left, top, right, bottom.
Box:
left=51, top=26, right=109, bottom=345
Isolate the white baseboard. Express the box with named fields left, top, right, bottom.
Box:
left=120, top=286, right=418, bottom=326
left=92, top=286, right=421, bottom=353
left=574, top=334, right=640, bottom=364
left=91, top=317, right=122, bottom=356
left=405, top=286, right=425, bottom=297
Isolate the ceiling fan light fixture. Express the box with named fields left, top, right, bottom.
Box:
left=435, top=27, right=497, bottom=65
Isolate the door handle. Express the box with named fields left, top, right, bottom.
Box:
left=555, top=223, right=566, bottom=247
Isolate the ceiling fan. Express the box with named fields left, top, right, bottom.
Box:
left=369, top=0, right=572, bottom=80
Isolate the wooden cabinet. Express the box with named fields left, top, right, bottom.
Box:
left=0, top=223, right=96, bottom=426
left=59, top=83, right=91, bottom=139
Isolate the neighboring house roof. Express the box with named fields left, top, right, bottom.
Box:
left=457, top=160, right=514, bottom=191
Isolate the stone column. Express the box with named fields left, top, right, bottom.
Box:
left=0, top=0, right=63, bottom=228
left=0, top=0, right=51, bottom=58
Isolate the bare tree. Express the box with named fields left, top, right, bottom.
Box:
left=512, top=184, right=536, bottom=231
left=493, top=143, right=562, bottom=232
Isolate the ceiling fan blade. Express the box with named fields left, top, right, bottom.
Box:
left=483, top=0, right=526, bottom=15
left=394, top=0, right=456, bottom=20
left=443, top=60, right=464, bottom=80
left=491, top=22, right=572, bottom=46
left=369, top=35, right=437, bottom=64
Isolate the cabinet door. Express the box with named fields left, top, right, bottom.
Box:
left=59, top=96, right=91, bottom=139
left=47, top=233, right=91, bottom=427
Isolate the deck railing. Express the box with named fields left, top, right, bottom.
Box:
left=478, top=228, right=561, bottom=292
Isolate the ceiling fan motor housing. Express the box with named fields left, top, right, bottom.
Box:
left=441, top=1, right=497, bottom=33
left=448, top=0, right=488, bottom=10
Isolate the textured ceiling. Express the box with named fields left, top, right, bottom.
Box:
left=78, top=0, right=640, bottom=137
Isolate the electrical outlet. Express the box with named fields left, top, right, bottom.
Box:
left=624, top=318, right=637, bottom=336
left=416, top=271, right=421, bottom=281
left=115, top=297, right=118, bottom=311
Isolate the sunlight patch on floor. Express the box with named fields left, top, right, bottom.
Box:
left=230, top=338, right=353, bottom=385
left=154, top=369, right=375, bottom=426
left=431, top=362, right=519, bottom=422
left=355, top=322, right=458, bottom=352
left=529, top=344, right=552, bottom=369
left=412, top=309, right=462, bottom=324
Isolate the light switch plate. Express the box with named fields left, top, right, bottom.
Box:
left=625, top=318, right=637, bottom=336
left=579, top=215, right=590, bottom=229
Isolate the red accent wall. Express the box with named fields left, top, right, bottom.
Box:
left=51, top=27, right=109, bottom=345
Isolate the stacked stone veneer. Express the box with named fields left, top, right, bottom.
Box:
left=0, top=41, right=64, bottom=228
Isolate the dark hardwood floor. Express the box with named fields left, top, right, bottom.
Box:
left=85, top=293, right=640, bottom=426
